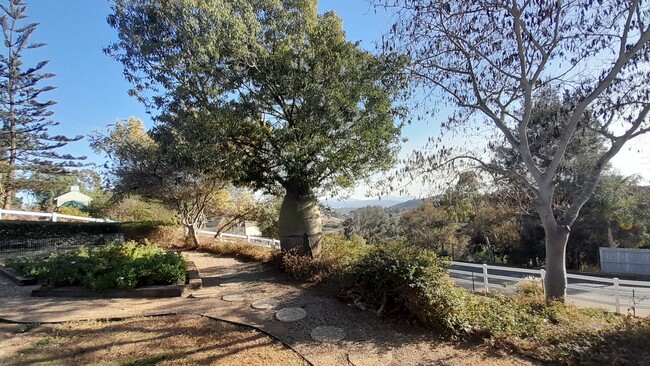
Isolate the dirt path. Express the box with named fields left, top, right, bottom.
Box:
left=0, top=251, right=539, bottom=366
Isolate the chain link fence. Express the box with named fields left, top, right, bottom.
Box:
left=0, top=233, right=124, bottom=260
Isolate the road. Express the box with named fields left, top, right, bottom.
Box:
left=449, top=262, right=650, bottom=317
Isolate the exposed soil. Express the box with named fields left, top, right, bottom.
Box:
left=0, top=251, right=540, bottom=366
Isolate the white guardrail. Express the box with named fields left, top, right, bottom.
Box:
left=0, top=209, right=116, bottom=223
left=2, top=209, right=647, bottom=315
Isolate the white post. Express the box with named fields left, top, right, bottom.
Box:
left=51, top=212, right=57, bottom=222
left=246, top=235, right=251, bottom=243
left=613, top=277, right=620, bottom=314
left=540, top=269, right=546, bottom=296
left=0, top=209, right=3, bottom=220
left=483, top=263, right=489, bottom=293
left=218, top=233, right=223, bottom=239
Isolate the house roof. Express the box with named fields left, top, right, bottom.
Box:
left=54, top=189, right=92, bottom=207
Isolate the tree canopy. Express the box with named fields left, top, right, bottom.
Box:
left=382, top=0, right=650, bottom=301
left=106, top=0, right=408, bottom=256
left=90, top=118, right=253, bottom=247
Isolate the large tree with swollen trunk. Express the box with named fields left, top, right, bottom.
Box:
left=381, top=0, right=650, bottom=301
left=106, top=0, right=407, bottom=257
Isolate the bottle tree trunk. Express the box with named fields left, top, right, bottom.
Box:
left=542, top=222, right=571, bottom=302
left=278, top=187, right=322, bottom=258
left=185, top=223, right=200, bottom=249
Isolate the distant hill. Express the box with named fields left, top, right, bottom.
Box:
left=388, top=196, right=440, bottom=212
left=322, top=196, right=410, bottom=210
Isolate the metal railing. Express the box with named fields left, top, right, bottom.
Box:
left=0, top=209, right=116, bottom=223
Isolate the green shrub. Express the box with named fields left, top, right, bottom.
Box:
left=5, top=242, right=186, bottom=290
left=348, top=241, right=469, bottom=331
left=57, top=207, right=90, bottom=217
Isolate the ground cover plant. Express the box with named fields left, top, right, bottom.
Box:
left=0, top=315, right=308, bottom=366
left=203, top=235, right=650, bottom=365
left=5, top=241, right=186, bottom=290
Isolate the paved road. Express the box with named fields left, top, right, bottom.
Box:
left=449, top=262, right=650, bottom=316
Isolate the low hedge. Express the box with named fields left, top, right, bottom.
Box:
left=5, top=242, right=187, bottom=290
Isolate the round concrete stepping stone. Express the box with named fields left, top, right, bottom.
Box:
left=251, top=299, right=280, bottom=310
left=310, top=326, right=346, bottom=342
left=222, top=293, right=249, bottom=302
left=347, top=346, right=393, bottom=366
left=275, top=307, right=307, bottom=322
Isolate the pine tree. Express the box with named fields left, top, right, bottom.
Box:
left=0, top=0, right=84, bottom=209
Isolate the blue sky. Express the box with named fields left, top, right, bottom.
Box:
left=21, top=1, right=430, bottom=163
left=15, top=1, right=650, bottom=198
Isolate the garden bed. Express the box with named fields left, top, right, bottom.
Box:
left=3, top=243, right=201, bottom=298
left=1, top=260, right=201, bottom=298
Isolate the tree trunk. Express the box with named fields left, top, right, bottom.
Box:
left=278, top=188, right=322, bottom=258
left=1, top=184, right=12, bottom=209
left=607, top=223, right=616, bottom=248
left=483, top=232, right=495, bottom=263
left=543, top=224, right=570, bottom=302
left=186, top=224, right=200, bottom=249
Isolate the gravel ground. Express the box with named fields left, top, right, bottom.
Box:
left=0, top=251, right=539, bottom=366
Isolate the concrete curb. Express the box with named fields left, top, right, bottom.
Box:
left=0, top=266, right=37, bottom=286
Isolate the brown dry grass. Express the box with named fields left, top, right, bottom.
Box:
left=199, top=239, right=281, bottom=264
left=0, top=315, right=307, bottom=366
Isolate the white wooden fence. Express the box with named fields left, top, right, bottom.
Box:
left=0, top=209, right=279, bottom=247
left=0, top=209, right=116, bottom=223
left=450, top=261, right=650, bottom=316
left=197, top=229, right=281, bottom=249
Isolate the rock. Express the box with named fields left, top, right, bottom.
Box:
left=251, top=299, right=280, bottom=310
left=221, top=293, right=249, bottom=302
left=275, top=307, right=307, bottom=322
left=310, top=326, right=346, bottom=342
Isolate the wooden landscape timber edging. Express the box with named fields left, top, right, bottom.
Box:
left=2, top=261, right=202, bottom=299
left=31, top=285, right=188, bottom=298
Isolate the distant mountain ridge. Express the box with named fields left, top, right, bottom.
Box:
left=322, top=196, right=410, bottom=209
left=322, top=196, right=440, bottom=215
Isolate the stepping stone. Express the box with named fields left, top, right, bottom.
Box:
left=347, top=346, right=393, bottom=366
left=222, top=293, right=249, bottom=302
left=251, top=299, right=280, bottom=310
left=310, top=326, right=346, bottom=342
left=275, top=307, right=307, bottom=322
